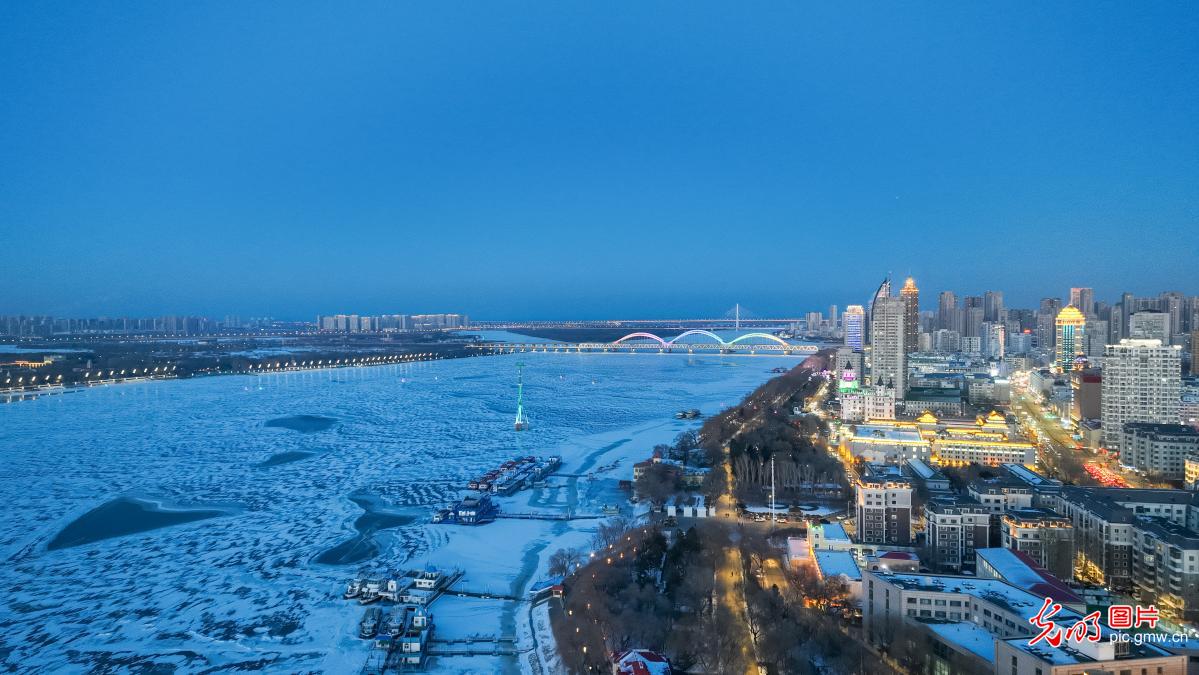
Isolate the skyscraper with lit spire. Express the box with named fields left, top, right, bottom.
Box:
left=900, top=277, right=919, bottom=354
left=1054, top=305, right=1086, bottom=372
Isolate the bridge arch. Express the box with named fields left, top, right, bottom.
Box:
left=612, top=332, right=669, bottom=347
left=666, top=329, right=726, bottom=345
left=727, top=332, right=792, bottom=347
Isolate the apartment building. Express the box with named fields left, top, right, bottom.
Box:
left=1119, top=423, right=1199, bottom=480
left=925, top=495, right=992, bottom=572
left=855, top=463, right=913, bottom=546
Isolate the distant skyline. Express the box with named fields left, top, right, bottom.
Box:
left=2, top=3, right=1197, bottom=320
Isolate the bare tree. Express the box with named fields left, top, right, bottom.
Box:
left=548, top=547, right=584, bottom=577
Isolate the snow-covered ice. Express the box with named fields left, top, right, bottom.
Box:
left=0, top=352, right=797, bottom=672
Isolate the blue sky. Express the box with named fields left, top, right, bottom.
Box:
left=1, top=3, right=1196, bottom=319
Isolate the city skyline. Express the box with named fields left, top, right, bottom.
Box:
left=3, top=279, right=1199, bottom=323
left=3, top=3, right=1198, bottom=319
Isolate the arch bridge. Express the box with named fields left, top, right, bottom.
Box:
left=468, top=330, right=819, bottom=356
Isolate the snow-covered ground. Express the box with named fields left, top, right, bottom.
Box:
left=0, top=352, right=797, bottom=672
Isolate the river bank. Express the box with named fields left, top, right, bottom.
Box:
left=0, top=352, right=798, bottom=673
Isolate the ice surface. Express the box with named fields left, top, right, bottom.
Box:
left=0, top=352, right=798, bottom=672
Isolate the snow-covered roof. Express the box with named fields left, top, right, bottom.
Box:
left=814, top=550, right=861, bottom=581
left=975, top=548, right=1081, bottom=605
left=812, top=522, right=849, bottom=541
left=878, top=573, right=1073, bottom=620
left=786, top=536, right=809, bottom=560
left=926, top=622, right=996, bottom=663
left=613, top=649, right=671, bottom=675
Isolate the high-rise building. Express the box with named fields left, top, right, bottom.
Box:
left=900, top=277, right=919, bottom=354
left=805, top=311, right=823, bottom=333
left=983, top=290, right=1004, bottom=323
left=1038, top=297, right=1062, bottom=349
left=937, top=291, right=957, bottom=330
left=843, top=305, right=866, bottom=351
left=1070, top=287, right=1095, bottom=316
left=1054, top=306, right=1086, bottom=373
left=982, top=321, right=1005, bottom=360
left=1101, top=339, right=1183, bottom=450
left=828, top=304, right=838, bottom=330
left=856, top=464, right=912, bottom=546
left=964, top=307, right=984, bottom=338
left=870, top=296, right=907, bottom=395
left=1130, top=310, right=1171, bottom=342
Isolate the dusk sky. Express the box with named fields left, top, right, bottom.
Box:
left=2, top=3, right=1197, bottom=320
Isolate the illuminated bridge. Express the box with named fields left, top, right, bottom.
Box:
left=467, top=330, right=820, bottom=356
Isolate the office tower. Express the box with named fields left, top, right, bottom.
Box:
left=870, top=296, right=907, bottom=395
left=828, top=305, right=838, bottom=330
left=1130, top=310, right=1171, bottom=342
left=1037, top=297, right=1062, bottom=349
left=937, top=291, right=957, bottom=329
left=983, top=290, right=1004, bottom=322
left=1162, top=292, right=1184, bottom=338
left=964, top=307, right=984, bottom=338
left=1054, top=306, right=1086, bottom=372
left=900, top=277, right=919, bottom=354
left=1085, top=319, right=1109, bottom=358
left=805, top=311, right=823, bottom=333
left=843, top=305, right=866, bottom=351
left=1102, top=339, right=1183, bottom=450
left=1070, top=287, right=1095, bottom=316
left=1119, top=292, right=1135, bottom=339
left=982, top=321, right=1005, bottom=360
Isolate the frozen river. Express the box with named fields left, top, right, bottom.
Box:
left=0, top=352, right=799, bottom=673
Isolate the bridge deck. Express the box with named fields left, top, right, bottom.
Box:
left=468, top=342, right=817, bottom=355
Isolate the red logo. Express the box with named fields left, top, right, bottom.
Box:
left=1028, top=598, right=1101, bottom=647
left=1027, top=600, right=1162, bottom=647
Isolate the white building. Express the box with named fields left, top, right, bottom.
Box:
left=840, top=387, right=896, bottom=423
left=1101, top=339, right=1182, bottom=450
left=1130, top=310, right=1171, bottom=342
left=982, top=322, right=1005, bottom=360
left=870, top=297, right=907, bottom=395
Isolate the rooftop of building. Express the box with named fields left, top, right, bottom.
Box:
left=923, top=621, right=997, bottom=664
left=968, top=475, right=1030, bottom=494
left=1121, top=422, right=1199, bottom=440
left=1060, top=486, right=1199, bottom=523
left=814, top=550, right=862, bottom=581
left=905, top=387, right=965, bottom=402
left=1001, top=636, right=1171, bottom=666
left=926, top=494, right=989, bottom=514
left=1000, top=463, right=1061, bottom=489
left=905, top=458, right=948, bottom=481
left=975, top=548, right=1082, bottom=606
left=874, top=572, right=1074, bottom=619
left=852, top=423, right=926, bottom=444
left=1001, top=508, right=1071, bottom=525
left=811, top=522, right=849, bottom=542
left=864, top=463, right=907, bottom=479
left=1134, top=516, right=1199, bottom=549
